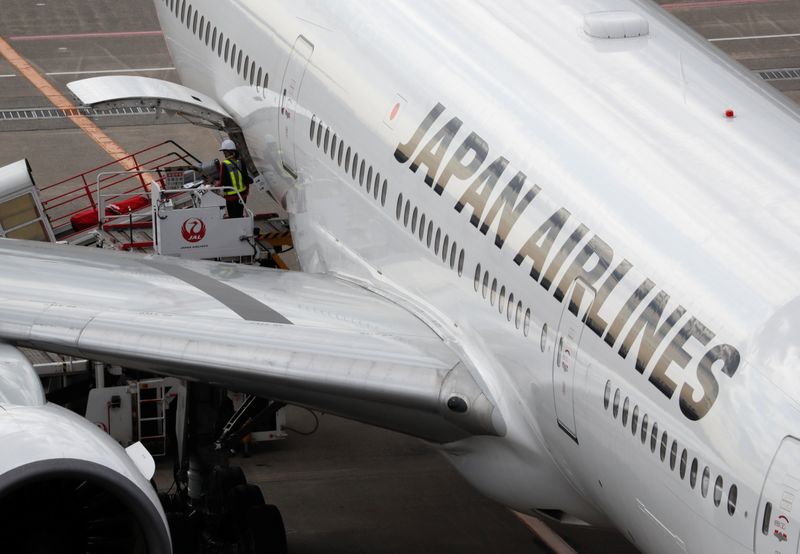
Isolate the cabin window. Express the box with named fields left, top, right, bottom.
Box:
left=396, top=194, right=403, bottom=220
left=419, top=214, right=426, bottom=240
left=640, top=414, right=649, bottom=444
left=337, top=142, right=344, bottom=167
left=263, top=72, right=269, bottom=91
left=670, top=440, right=678, bottom=470
left=660, top=431, right=668, bottom=462
left=701, top=466, right=710, bottom=498
left=212, top=28, right=217, bottom=50
left=457, top=248, right=464, bottom=276
left=403, top=200, right=410, bottom=226
left=323, top=127, right=330, bottom=154
left=506, top=294, right=515, bottom=322
left=540, top=323, right=548, bottom=352
left=621, top=397, right=629, bottom=426
left=243, top=56, right=249, bottom=79
left=330, top=134, right=337, bottom=161
left=490, top=279, right=498, bottom=305
left=727, top=485, right=737, bottom=516
left=714, top=476, right=723, bottom=507
left=650, top=423, right=658, bottom=453
left=359, top=160, right=366, bottom=186
left=345, top=147, right=351, bottom=172
left=442, top=235, right=450, bottom=262
left=612, top=389, right=620, bottom=418
left=426, top=221, right=433, bottom=247
left=411, top=207, right=418, bottom=233
left=309, top=116, right=316, bottom=141
left=680, top=449, right=688, bottom=479
left=690, top=458, right=698, bottom=489
left=450, top=242, right=457, bottom=270
left=366, top=167, right=373, bottom=193
left=316, top=121, right=323, bottom=147
left=237, top=50, right=243, bottom=74
left=434, top=228, right=441, bottom=255
left=250, top=61, right=256, bottom=85
left=381, top=180, right=388, bottom=206
left=474, top=264, right=481, bottom=292
left=603, top=381, right=611, bottom=409
left=631, top=405, right=639, bottom=434
left=352, top=153, right=359, bottom=180
left=481, top=271, right=489, bottom=298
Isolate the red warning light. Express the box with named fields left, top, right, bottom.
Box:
left=725, top=109, right=735, bottom=118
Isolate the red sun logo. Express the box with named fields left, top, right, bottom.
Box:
left=181, top=218, right=206, bottom=243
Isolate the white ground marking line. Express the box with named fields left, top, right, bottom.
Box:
left=512, top=512, right=579, bottom=554
left=0, top=74, right=16, bottom=78
left=710, top=32, right=800, bottom=42
left=45, top=67, right=175, bottom=76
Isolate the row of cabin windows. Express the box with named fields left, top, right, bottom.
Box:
left=395, top=193, right=465, bottom=275
left=309, top=116, right=389, bottom=207
left=166, top=0, right=269, bottom=92
left=473, top=264, right=535, bottom=340
left=603, top=381, right=738, bottom=516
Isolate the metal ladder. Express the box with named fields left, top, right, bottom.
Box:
left=136, top=379, right=168, bottom=457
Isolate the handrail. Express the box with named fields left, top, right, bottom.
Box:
left=38, top=140, right=201, bottom=237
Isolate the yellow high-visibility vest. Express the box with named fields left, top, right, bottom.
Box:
left=222, top=159, right=245, bottom=196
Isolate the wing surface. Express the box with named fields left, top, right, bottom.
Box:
left=0, top=239, right=503, bottom=442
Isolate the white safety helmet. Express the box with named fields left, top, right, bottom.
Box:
left=219, top=139, right=237, bottom=152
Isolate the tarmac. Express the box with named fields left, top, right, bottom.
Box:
left=1, top=1, right=798, bottom=552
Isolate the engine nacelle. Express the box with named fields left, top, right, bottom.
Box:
left=0, top=343, right=171, bottom=554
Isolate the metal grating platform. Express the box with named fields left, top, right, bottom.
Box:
left=0, top=105, right=157, bottom=121
left=758, top=68, right=800, bottom=81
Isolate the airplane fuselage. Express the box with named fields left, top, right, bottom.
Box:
left=153, top=1, right=800, bottom=552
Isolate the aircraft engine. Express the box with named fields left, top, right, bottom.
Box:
left=0, top=343, right=171, bottom=554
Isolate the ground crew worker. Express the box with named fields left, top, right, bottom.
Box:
left=214, top=139, right=251, bottom=218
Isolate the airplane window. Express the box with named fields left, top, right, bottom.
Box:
left=507, top=294, right=515, bottom=322
left=481, top=271, right=489, bottom=298
left=366, top=167, right=373, bottom=193
left=612, top=389, right=620, bottom=418
left=200, top=17, right=205, bottom=39
left=359, top=160, right=365, bottom=186
left=603, top=381, right=611, bottom=409
left=660, top=431, right=668, bottom=462
left=540, top=323, right=548, bottom=352
left=690, top=458, right=698, bottom=489
left=243, top=55, right=249, bottom=80
left=403, top=200, right=410, bottom=226
left=670, top=440, right=678, bottom=470
left=345, top=146, right=351, bottom=172
left=621, top=397, right=629, bottom=426
left=490, top=279, right=498, bottom=305
left=714, top=476, right=723, bottom=507
left=701, top=466, right=710, bottom=498
left=450, top=242, right=457, bottom=270
left=225, top=40, right=231, bottom=63
left=631, top=405, right=639, bottom=434
left=309, top=116, right=316, bottom=141
left=352, top=153, right=359, bottom=180
left=640, top=414, right=648, bottom=444
left=426, top=221, right=433, bottom=247
left=435, top=228, right=441, bottom=255
left=680, top=449, right=688, bottom=479
left=250, top=62, right=256, bottom=85
left=650, top=423, right=658, bottom=453
left=396, top=194, right=403, bottom=220
left=338, top=142, right=344, bottom=166
left=256, top=67, right=262, bottom=90
left=474, top=264, right=481, bottom=292
left=499, top=286, right=506, bottom=313
left=212, top=27, right=217, bottom=50
left=230, top=44, right=236, bottom=68
left=515, top=302, right=523, bottom=329
left=219, top=33, right=225, bottom=58
left=186, top=5, right=191, bottom=27
left=192, top=10, right=198, bottom=33
left=330, top=134, right=337, bottom=161
left=727, top=485, right=737, bottom=516
left=324, top=128, right=330, bottom=154
left=419, top=214, right=426, bottom=240
left=237, top=50, right=243, bottom=74
left=374, top=174, right=381, bottom=200
left=411, top=207, right=418, bottom=233
left=457, top=249, right=465, bottom=276
left=170, top=0, right=174, bottom=12
left=180, top=0, right=185, bottom=22
left=442, top=235, right=449, bottom=262
left=316, top=123, right=322, bottom=148
left=206, top=22, right=211, bottom=45
left=263, top=72, right=269, bottom=91
left=762, top=502, right=772, bottom=534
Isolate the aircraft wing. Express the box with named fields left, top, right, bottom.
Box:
left=0, top=239, right=504, bottom=443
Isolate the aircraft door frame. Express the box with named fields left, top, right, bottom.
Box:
left=755, top=436, right=800, bottom=554
left=278, top=35, right=314, bottom=178
left=552, top=278, right=596, bottom=444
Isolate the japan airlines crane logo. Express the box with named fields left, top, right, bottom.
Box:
left=181, top=218, right=206, bottom=243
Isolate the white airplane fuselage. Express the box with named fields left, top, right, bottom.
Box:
left=153, top=1, right=800, bottom=552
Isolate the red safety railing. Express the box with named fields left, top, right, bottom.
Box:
left=38, top=140, right=201, bottom=239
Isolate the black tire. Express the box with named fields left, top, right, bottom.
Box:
left=224, top=484, right=265, bottom=540
left=207, top=465, right=247, bottom=517
left=239, top=504, right=287, bottom=554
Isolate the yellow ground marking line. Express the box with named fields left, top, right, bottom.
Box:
left=0, top=36, right=153, bottom=185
